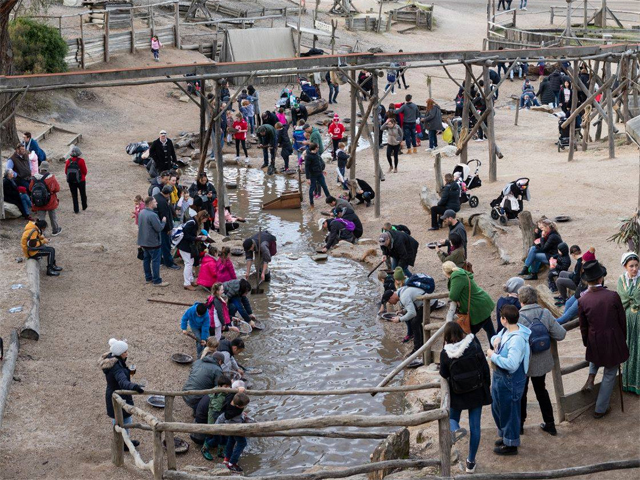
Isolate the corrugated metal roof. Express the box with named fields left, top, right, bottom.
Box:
left=227, top=28, right=296, bottom=62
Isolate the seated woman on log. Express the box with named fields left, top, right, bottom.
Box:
left=518, top=219, right=563, bottom=281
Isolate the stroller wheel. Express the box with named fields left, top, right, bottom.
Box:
left=499, top=215, right=507, bottom=225
left=490, top=209, right=500, bottom=220
left=469, top=196, right=479, bottom=208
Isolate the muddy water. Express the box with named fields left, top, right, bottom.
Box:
left=213, top=166, right=404, bottom=475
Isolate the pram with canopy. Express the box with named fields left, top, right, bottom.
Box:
left=490, top=178, right=531, bottom=224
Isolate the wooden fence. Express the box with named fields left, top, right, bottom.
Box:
left=110, top=380, right=452, bottom=479
left=345, top=15, right=391, bottom=33
left=390, top=4, right=434, bottom=31
left=178, top=0, right=302, bottom=19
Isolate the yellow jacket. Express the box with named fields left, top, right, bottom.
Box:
left=21, top=221, right=44, bottom=257
left=170, top=185, right=179, bottom=206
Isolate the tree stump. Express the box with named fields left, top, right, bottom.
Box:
left=519, top=211, right=536, bottom=262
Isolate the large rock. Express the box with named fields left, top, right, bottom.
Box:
left=368, top=428, right=410, bottom=480
left=420, top=185, right=439, bottom=210
left=2, top=203, right=23, bottom=219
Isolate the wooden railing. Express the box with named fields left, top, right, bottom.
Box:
left=111, top=380, right=450, bottom=479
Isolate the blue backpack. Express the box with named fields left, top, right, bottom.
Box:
left=527, top=315, right=551, bottom=353
left=405, top=274, right=435, bottom=294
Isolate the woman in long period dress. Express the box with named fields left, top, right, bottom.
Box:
left=617, top=252, right=640, bottom=395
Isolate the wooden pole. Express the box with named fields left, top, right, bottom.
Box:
left=214, top=82, right=227, bottom=236
left=296, top=1, right=302, bottom=57
left=79, top=14, right=85, bottom=70
left=434, top=153, right=443, bottom=194
left=349, top=69, right=357, bottom=180
left=372, top=71, right=381, bottom=218
left=130, top=8, right=136, bottom=53
left=600, top=0, right=607, bottom=29
left=111, top=394, right=125, bottom=466
left=104, top=12, right=110, bottom=63
left=376, top=0, right=383, bottom=33
left=482, top=64, right=497, bottom=182
left=438, top=381, right=452, bottom=477
left=461, top=67, right=471, bottom=163
left=514, top=97, right=520, bottom=126
left=422, top=299, right=432, bottom=365
left=174, top=1, right=181, bottom=49
left=606, top=58, right=615, bottom=158
left=20, top=259, right=40, bottom=340
left=0, top=330, right=19, bottom=429
left=164, top=396, right=176, bottom=470
left=565, top=0, right=573, bottom=38
left=152, top=429, right=164, bottom=480
left=199, top=94, right=206, bottom=154
left=150, top=3, right=155, bottom=36
left=567, top=59, right=579, bottom=161
left=583, top=0, right=588, bottom=28
left=549, top=340, right=567, bottom=422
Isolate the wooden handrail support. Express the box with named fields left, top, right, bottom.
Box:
left=438, top=380, right=452, bottom=476
left=561, top=360, right=589, bottom=376
left=116, top=381, right=441, bottom=398
left=155, top=409, right=449, bottom=435
left=114, top=425, right=154, bottom=471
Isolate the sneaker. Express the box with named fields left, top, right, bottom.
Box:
left=494, top=445, right=518, bottom=456
left=554, top=300, right=566, bottom=307
left=46, top=268, right=60, bottom=277
left=465, top=459, right=477, bottom=473
left=201, top=446, right=213, bottom=461
left=402, top=335, right=413, bottom=343
left=222, top=457, right=230, bottom=466
left=593, top=406, right=611, bottom=419
left=234, top=156, right=240, bottom=162
left=153, top=282, right=170, bottom=287
left=518, top=267, right=529, bottom=276
left=165, top=264, right=180, bottom=270
left=227, top=463, right=243, bottom=473
left=553, top=295, right=564, bottom=301
left=51, top=228, right=63, bottom=236
left=217, top=445, right=226, bottom=458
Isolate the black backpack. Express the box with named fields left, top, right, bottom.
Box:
left=31, top=174, right=51, bottom=207
left=449, top=346, right=485, bottom=394
left=67, top=158, right=82, bottom=184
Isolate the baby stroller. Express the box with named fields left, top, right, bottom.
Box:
left=298, top=75, right=319, bottom=102
left=556, top=114, right=582, bottom=152
left=490, top=178, right=530, bottom=224
left=276, top=87, right=294, bottom=110
left=452, top=159, right=481, bottom=208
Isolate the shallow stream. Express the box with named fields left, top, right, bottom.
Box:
left=203, top=166, right=404, bottom=475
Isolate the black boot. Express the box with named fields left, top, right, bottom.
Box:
left=51, top=264, right=63, bottom=272
left=523, top=273, right=538, bottom=280
left=46, top=267, right=60, bottom=277
left=540, top=422, right=557, bottom=436
left=494, top=445, right=518, bottom=456
left=518, top=266, right=529, bottom=276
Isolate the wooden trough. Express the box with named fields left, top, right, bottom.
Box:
left=262, top=190, right=302, bottom=210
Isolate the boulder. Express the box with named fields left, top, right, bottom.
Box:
left=2, top=203, right=23, bottom=219
left=420, top=185, right=439, bottom=210
left=368, top=428, right=410, bottom=480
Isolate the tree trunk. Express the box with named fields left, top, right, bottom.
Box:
left=518, top=210, right=536, bottom=261
left=0, top=0, right=21, bottom=148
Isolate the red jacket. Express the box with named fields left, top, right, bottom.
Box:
left=233, top=120, right=248, bottom=140
left=65, top=156, right=88, bottom=182
left=328, top=122, right=345, bottom=140
left=578, top=287, right=629, bottom=368
left=216, top=258, right=237, bottom=283
left=29, top=173, right=60, bottom=211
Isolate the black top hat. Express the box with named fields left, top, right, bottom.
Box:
left=581, top=260, right=607, bottom=283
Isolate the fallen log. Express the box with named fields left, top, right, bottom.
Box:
left=0, top=330, right=20, bottom=429
left=20, top=259, right=41, bottom=340
left=470, top=214, right=510, bottom=264
left=303, top=98, right=329, bottom=117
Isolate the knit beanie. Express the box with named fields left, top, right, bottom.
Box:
left=109, top=338, right=128, bottom=356
left=393, top=267, right=406, bottom=282
left=504, top=276, right=525, bottom=294
left=581, top=247, right=596, bottom=263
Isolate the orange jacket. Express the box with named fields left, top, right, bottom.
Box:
left=21, top=221, right=45, bottom=257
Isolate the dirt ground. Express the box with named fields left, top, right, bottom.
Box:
left=1, top=0, right=639, bottom=479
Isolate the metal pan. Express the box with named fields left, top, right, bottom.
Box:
left=147, top=395, right=166, bottom=408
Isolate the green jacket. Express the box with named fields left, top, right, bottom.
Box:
left=207, top=392, right=226, bottom=424
left=310, top=128, right=324, bottom=154
left=448, top=269, right=495, bottom=325
left=437, top=247, right=465, bottom=269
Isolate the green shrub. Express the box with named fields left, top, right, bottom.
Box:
left=9, top=17, right=67, bottom=75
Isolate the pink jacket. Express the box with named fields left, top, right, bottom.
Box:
left=196, top=255, right=219, bottom=288
left=216, top=258, right=237, bottom=283
left=214, top=208, right=237, bottom=229
left=29, top=152, right=39, bottom=175
left=151, top=38, right=162, bottom=50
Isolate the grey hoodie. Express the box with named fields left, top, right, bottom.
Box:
left=398, top=286, right=425, bottom=323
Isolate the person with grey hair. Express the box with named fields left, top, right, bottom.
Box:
left=495, top=277, right=524, bottom=333
left=65, top=146, right=88, bottom=213
left=516, top=285, right=566, bottom=436
left=3, top=168, right=31, bottom=219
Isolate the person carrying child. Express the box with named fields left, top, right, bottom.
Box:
left=547, top=242, right=571, bottom=293
left=240, top=100, right=255, bottom=135
left=151, top=36, right=163, bottom=61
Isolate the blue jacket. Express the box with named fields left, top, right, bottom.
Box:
left=490, top=324, right=531, bottom=374
left=180, top=303, right=210, bottom=340
left=25, top=138, right=46, bottom=163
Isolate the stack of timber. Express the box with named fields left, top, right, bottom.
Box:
left=84, top=1, right=133, bottom=29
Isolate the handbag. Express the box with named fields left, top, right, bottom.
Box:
left=137, top=247, right=144, bottom=261
left=455, top=273, right=472, bottom=334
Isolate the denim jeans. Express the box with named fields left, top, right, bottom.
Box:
left=143, top=247, right=162, bottom=284
left=328, top=83, right=339, bottom=103
left=262, top=146, right=276, bottom=167
left=152, top=49, right=159, bottom=60
left=309, top=175, right=330, bottom=205
left=226, top=435, right=247, bottom=464
left=524, top=246, right=549, bottom=273
left=385, top=82, right=395, bottom=94
left=229, top=296, right=252, bottom=322
left=36, top=209, right=60, bottom=233
left=553, top=90, right=561, bottom=108
left=450, top=406, right=482, bottom=463
left=491, top=362, right=526, bottom=447
left=160, top=231, right=176, bottom=267
left=247, top=116, right=255, bottom=135
left=519, top=0, right=527, bottom=8
left=556, top=295, right=579, bottom=324
left=403, top=122, right=417, bottom=148
left=428, top=130, right=438, bottom=149
left=19, top=193, right=32, bottom=216
left=192, top=329, right=204, bottom=357
left=390, top=257, right=411, bottom=277
left=112, top=415, right=133, bottom=436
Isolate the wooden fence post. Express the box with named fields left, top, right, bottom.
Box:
left=58, top=17, right=62, bottom=36
left=174, top=1, right=181, bottom=49
left=482, top=64, right=497, bottom=182
left=422, top=300, right=432, bottom=366
left=438, top=381, right=451, bottom=477
left=79, top=13, right=85, bottom=69
left=130, top=8, right=136, bottom=53
left=567, top=59, right=579, bottom=161
left=550, top=340, right=566, bottom=422
left=349, top=69, right=357, bottom=181
left=153, top=429, right=165, bottom=480
left=550, top=6, right=555, bottom=24
left=605, top=58, right=615, bottom=159
left=434, top=153, right=443, bottom=194
left=111, top=395, right=125, bottom=467
left=151, top=4, right=155, bottom=36
left=104, top=11, right=110, bottom=63
left=165, top=396, right=177, bottom=470
left=372, top=71, right=381, bottom=219
left=460, top=67, right=471, bottom=164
